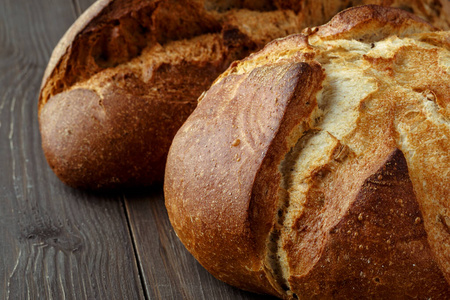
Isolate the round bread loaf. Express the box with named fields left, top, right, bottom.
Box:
left=39, top=0, right=450, bottom=189
left=165, top=5, right=450, bottom=298
left=39, top=0, right=304, bottom=189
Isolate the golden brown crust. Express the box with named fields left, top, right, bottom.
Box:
left=40, top=36, right=227, bottom=188
left=290, top=149, right=450, bottom=299
left=313, top=4, right=437, bottom=41
left=40, top=0, right=158, bottom=110
left=40, top=0, right=450, bottom=189
left=276, top=0, right=450, bottom=31
left=40, top=0, right=109, bottom=93
left=40, top=86, right=195, bottom=187
left=39, top=0, right=302, bottom=188
left=165, top=55, right=325, bottom=296
left=165, top=5, right=450, bottom=298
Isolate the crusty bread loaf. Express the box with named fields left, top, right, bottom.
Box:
left=165, top=5, right=450, bottom=298
left=39, top=0, right=450, bottom=189
left=38, top=0, right=310, bottom=189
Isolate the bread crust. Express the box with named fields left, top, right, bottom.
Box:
left=39, top=0, right=300, bottom=188
left=314, top=4, right=438, bottom=40
left=289, top=149, right=450, bottom=299
left=165, top=47, right=325, bottom=296
left=40, top=0, right=110, bottom=93
left=165, top=5, right=450, bottom=298
left=39, top=0, right=450, bottom=189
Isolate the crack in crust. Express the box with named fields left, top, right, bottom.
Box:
left=40, top=1, right=450, bottom=189
left=273, top=11, right=450, bottom=298
left=165, top=5, right=450, bottom=299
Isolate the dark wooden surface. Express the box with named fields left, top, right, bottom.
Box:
left=0, top=0, right=278, bottom=299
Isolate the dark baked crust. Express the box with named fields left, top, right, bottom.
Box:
left=40, top=0, right=110, bottom=93
left=39, top=0, right=301, bottom=188
left=314, top=4, right=438, bottom=40
left=165, top=5, right=450, bottom=298
left=165, top=48, right=325, bottom=295
left=289, top=149, right=450, bottom=299
left=39, top=0, right=449, bottom=189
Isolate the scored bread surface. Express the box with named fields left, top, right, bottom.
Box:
left=165, top=5, right=450, bottom=298
left=39, top=0, right=450, bottom=189
left=39, top=0, right=305, bottom=188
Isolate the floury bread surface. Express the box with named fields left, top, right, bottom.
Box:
left=39, top=0, right=450, bottom=189
left=165, top=5, right=450, bottom=299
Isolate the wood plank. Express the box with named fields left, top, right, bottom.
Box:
left=125, top=188, right=278, bottom=300
left=0, top=0, right=144, bottom=298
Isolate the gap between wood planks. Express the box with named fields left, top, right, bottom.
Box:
left=122, top=192, right=150, bottom=300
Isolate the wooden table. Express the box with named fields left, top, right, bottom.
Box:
left=0, top=0, right=278, bottom=298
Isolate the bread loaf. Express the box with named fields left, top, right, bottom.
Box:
left=165, top=5, right=450, bottom=298
left=38, top=0, right=309, bottom=189
left=39, top=0, right=450, bottom=188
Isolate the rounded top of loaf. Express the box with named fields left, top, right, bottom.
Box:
left=165, top=5, right=450, bottom=298
left=38, top=0, right=306, bottom=189
left=41, top=0, right=110, bottom=91
left=38, top=0, right=450, bottom=189
left=39, top=0, right=290, bottom=113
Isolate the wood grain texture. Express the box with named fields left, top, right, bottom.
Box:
left=0, top=0, right=143, bottom=298
left=124, top=187, right=278, bottom=300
